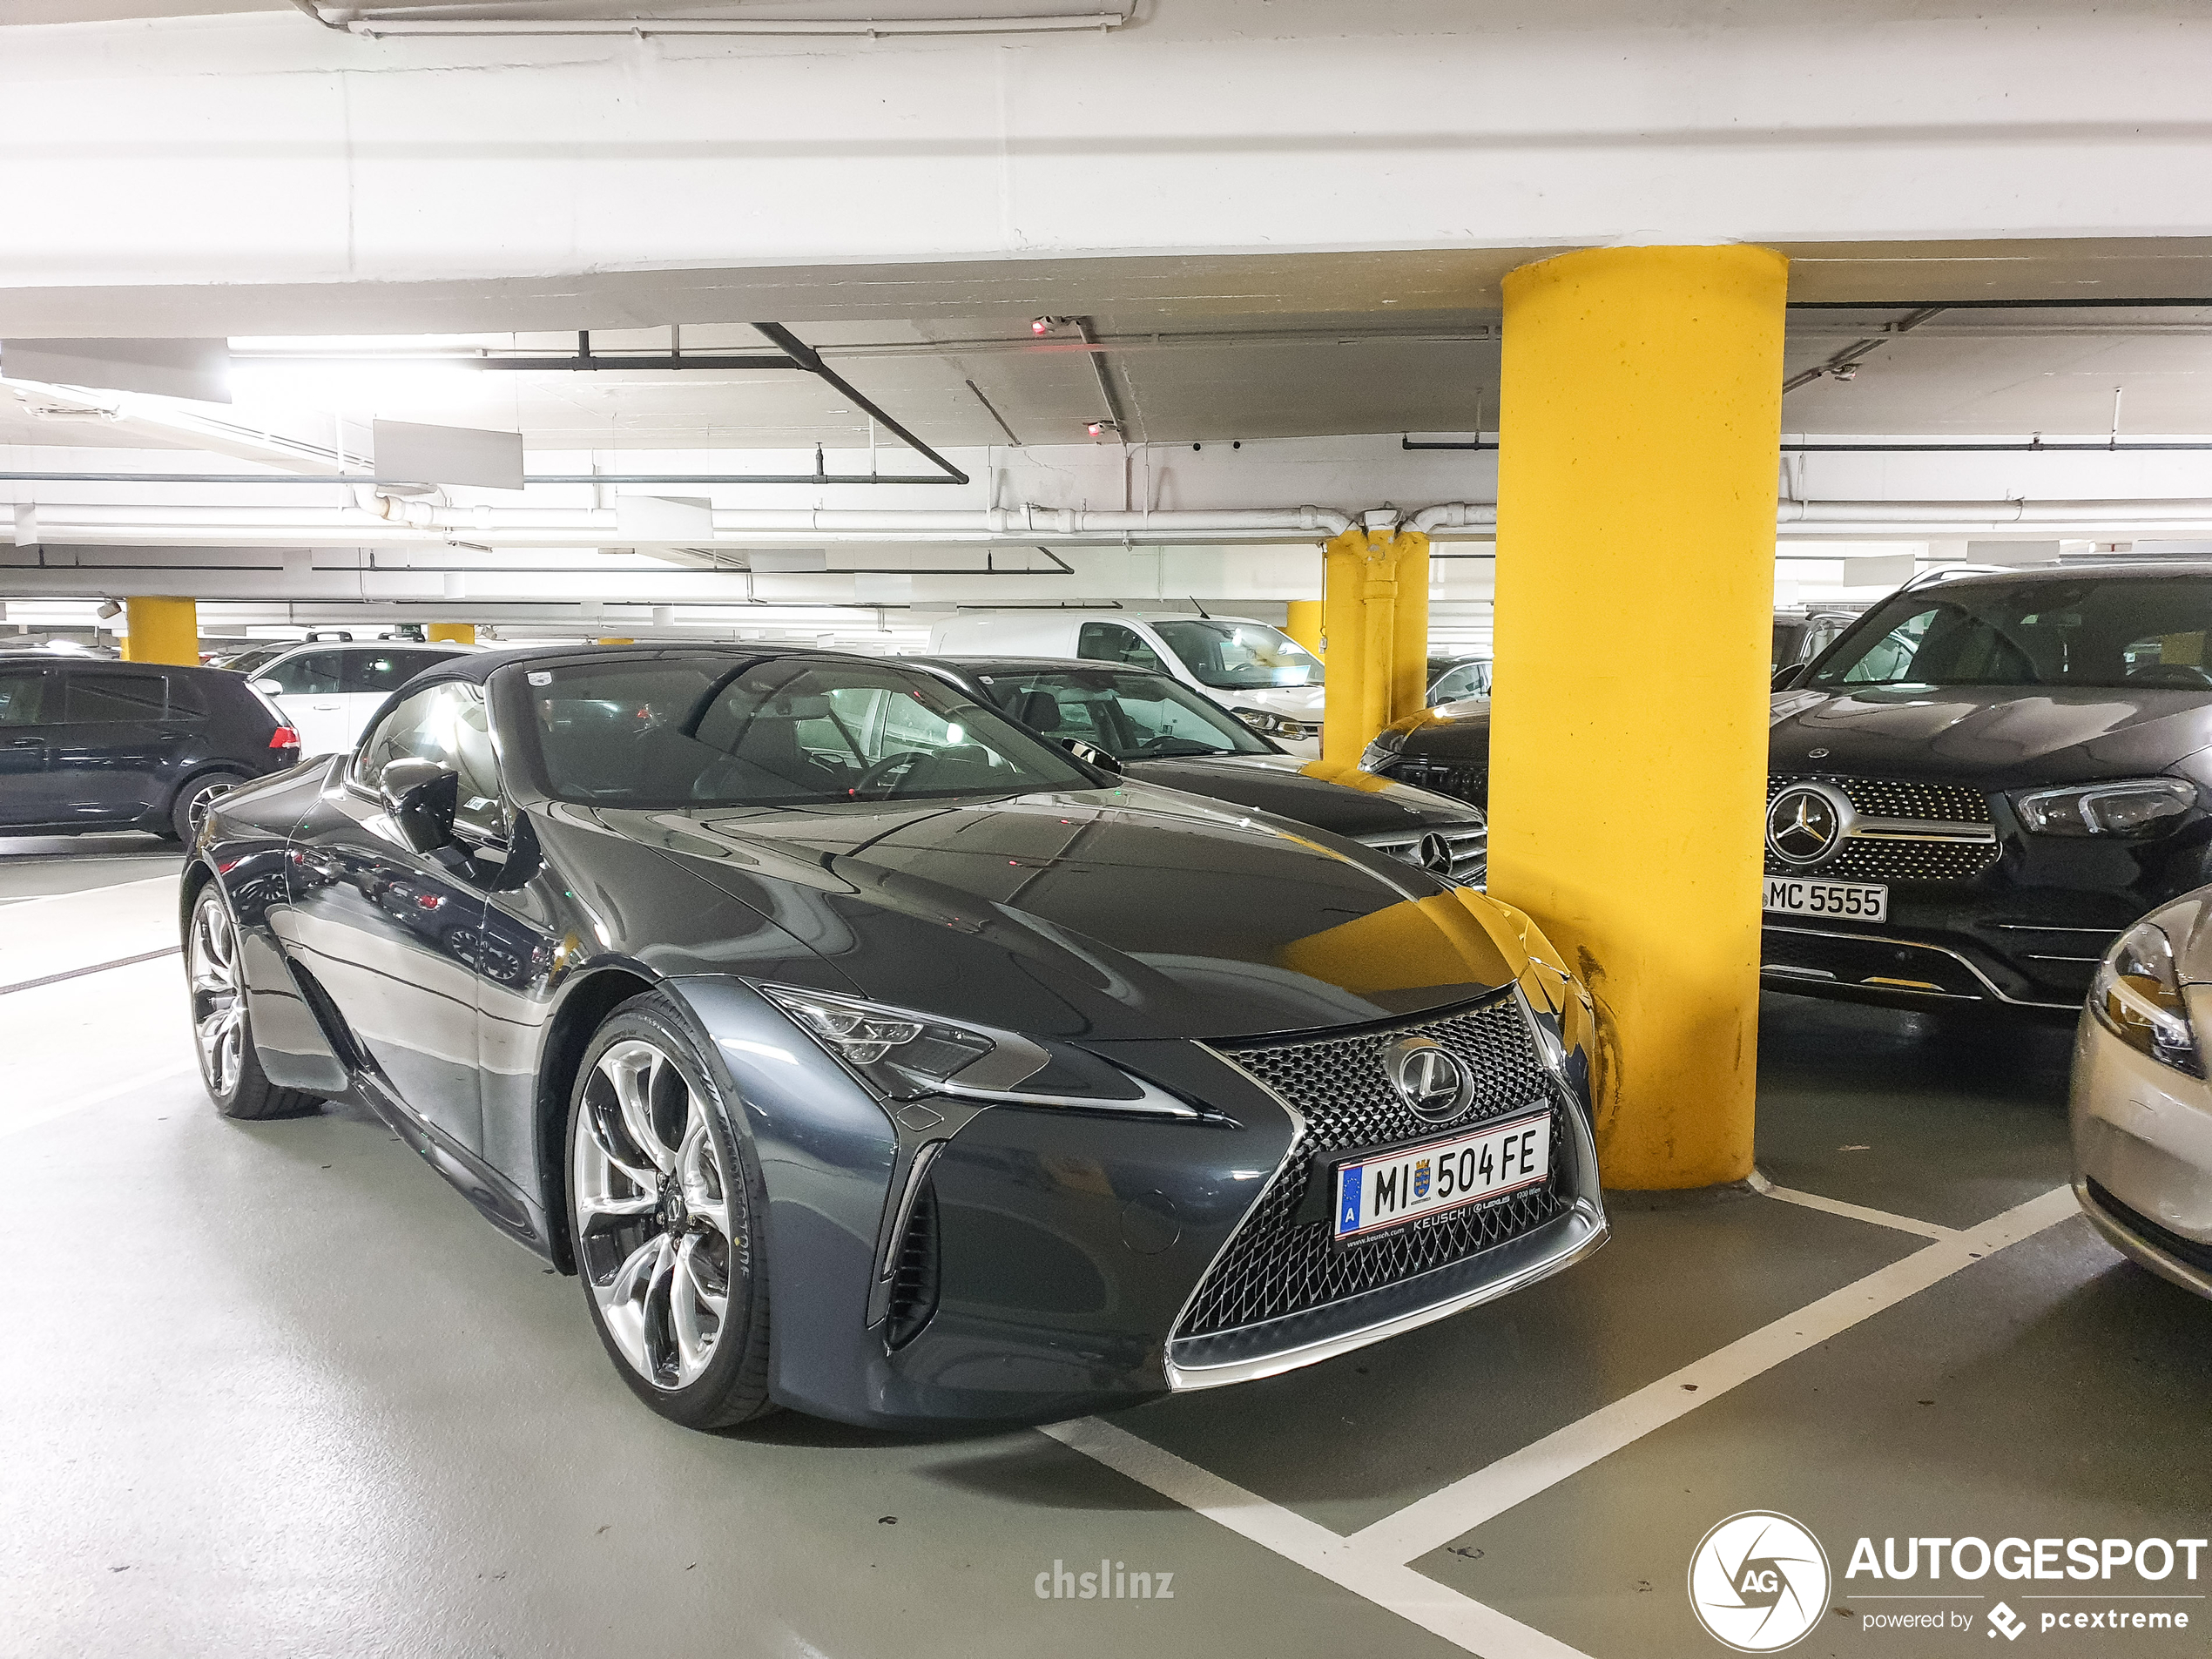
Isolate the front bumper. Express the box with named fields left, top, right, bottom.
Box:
left=1759, top=918, right=2091, bottom=1013
left=682, top=977, right=1605, bottom=1427
left=2070, top=1007, right=2212, bottom=1302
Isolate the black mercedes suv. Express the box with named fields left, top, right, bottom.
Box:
left=1360, top=564, right=2212, bottom=1014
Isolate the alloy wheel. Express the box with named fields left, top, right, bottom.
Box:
left=188, top=894, right=246, bottom=1098
left=574, top=1038, right=738, bottom=1390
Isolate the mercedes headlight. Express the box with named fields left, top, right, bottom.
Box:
left=2014, top=778, right=2196, bottom=838
left=1358, top=728, right=1407, bottom=774
left=2090, top=921, right=2203, bottom=1076
left=757, top=985, right=1196, bottom=1115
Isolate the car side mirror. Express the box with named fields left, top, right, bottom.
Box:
left=1062, top=738, right=1122, bottom=774
left=250, top=678, right=284, bottom=696
left=1772, top=664, right=1809, bottom=691
left=378, top=757, right=459, bottom=854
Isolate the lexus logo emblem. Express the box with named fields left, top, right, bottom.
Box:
left=1419, top=832, right=1455, bottom=876
left=1765, top=783, right=1851, bottom=867
left=1384, top=1035, right=1476, bottom=1123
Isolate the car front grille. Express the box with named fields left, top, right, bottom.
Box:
left=1383, top=758, right=1488, bottom=807
left=1177, top=995, right=1566, bottom=1340
left=1356, top=823, right=1488, bottom=886
left=1766, top=773, right=2000, bottom=884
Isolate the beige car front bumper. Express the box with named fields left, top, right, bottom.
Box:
left=2070, top=995, right=2212, bottom=1301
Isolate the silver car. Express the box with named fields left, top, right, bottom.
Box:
left=2072, top=894, right=2212, bottom=1298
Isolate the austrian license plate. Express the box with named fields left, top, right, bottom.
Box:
left=1762, top=875, right=1888, bottom=922
left=1332, top=1112, right=1550, bottom=1241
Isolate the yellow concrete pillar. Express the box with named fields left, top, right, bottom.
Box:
left=1357, top=533, right=1399, bottom=743
left=1488, top=244, right=1787, bottom=1190
left=427, top=622, right=476, bottom=644
left=1389, top=530, right=1431, bottom=721
left=1284, top=599, right=1324, bottom=658
left=121, top=597, right=199, bottom=665
left=1318, top=529, right=1371, bottom=770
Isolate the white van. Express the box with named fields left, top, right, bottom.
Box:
left=924, top=610, right=1325, bottom=755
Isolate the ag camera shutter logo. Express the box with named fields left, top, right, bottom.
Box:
left=1688, top=1512, right=1831, bottom=1652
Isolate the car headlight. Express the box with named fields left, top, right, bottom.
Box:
left=757, top=985, right=1197, bottom=1116
left=2090, top=921, right=2203, bottom=1076
left=1232, top=706, right=1310, bottom=740
left=1358, top=729, right=1407, bottom=774
left=2014, top=778, right=2196, bottom=837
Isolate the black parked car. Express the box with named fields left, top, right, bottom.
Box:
left=909, top=656, right=1487, bottom=885
left=1361, top=565, right=2212, bottom=1014
left=0, top=654, right=301, bottom=840
left=185, top=644, right=1604, bottom=1430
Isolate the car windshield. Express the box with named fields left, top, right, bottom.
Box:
left=213, top=645, right=286, bottom=673
left=1150, top=619, right=1324, bottom=689
left=1810, top=577, right=2212, bottom=692
left=974, top=666, right=1275, bottom=760
left=525, top=656, right=1096, bottom=807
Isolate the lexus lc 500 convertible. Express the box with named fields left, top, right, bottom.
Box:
left=183, top=644, right=1607, bottom=1430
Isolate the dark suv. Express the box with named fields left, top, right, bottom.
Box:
left=0, top=655, right=302, bottom=840
left=1360, top=564, right=2212, bottom=1014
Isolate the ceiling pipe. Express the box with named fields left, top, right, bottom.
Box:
left=11, top=500, right=1357, bottom=549
left=301, top=3, right=1134, bottom=37
left=24, top=495, right=2212, bottom=552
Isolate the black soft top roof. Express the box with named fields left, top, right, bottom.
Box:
left=405, top=641, right=865, bottom=691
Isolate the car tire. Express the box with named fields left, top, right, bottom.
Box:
left=567, top=994, right=776, bottom=1430
left=168, top=770, right=246, bottom=843
left=186, top=883, right=322, bottom=1121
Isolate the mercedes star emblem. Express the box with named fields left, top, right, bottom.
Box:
left=1765, top=783, right=1849, bottom=867
left=1383, top=1035, right=1476, bottom=1123
left=1419, top=831, right=1456, bottom=877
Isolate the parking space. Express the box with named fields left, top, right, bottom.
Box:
left=5, top=859, right=2202, bottom=1659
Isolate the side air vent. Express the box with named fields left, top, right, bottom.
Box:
left=287, top=960, right=368, bottom=1072
left=883, top=1181, right=941, bottom=1351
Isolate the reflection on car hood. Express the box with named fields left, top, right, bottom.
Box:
left=1117, top=752, right=1480, bottom=836
left=1770, top=685, right=2212, bottom=787
left=604, top=782, right=1519, bottom=1041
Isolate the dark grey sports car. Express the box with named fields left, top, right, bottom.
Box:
left=183, top=644, right=1605, bottom=1430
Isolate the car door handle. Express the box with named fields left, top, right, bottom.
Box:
left=6, top=737, right=41, bottom=748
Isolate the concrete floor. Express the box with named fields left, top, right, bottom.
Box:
left=3, top=844, right=2207, bottom=1659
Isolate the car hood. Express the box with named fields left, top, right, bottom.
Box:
left=604, top=781, right=1521, bottom=1041
left=1117, top=752, right=1480, bottom=836
left=1770, top=685, right=2212, bottom=788
left=1393, top=685, right=2212, bottom=791
left=1224, top=684, right=1325, bottom=718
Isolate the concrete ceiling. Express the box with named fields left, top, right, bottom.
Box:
left=7, top=300, right=2212, bottom=459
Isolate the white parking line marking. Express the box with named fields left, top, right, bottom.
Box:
left=0, top=872, right=178, bottom=907
left=1042, top=1416, right=1597, bottom=1659
left=1761, top=1183, right=1961, bottom=1240
left=1352, top=1184, right=2079, bottom=1564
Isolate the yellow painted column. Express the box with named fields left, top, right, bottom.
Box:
left=1389, top=530, right=1431, bottom=721
left=1488, top=244, right=1787, bottom=1189
left=121, top=597, right=199, bottom=665
left=1284, top=599, right=1324, bottom=658
left=427, top=622, right=476, bottom=644
left=1318, top=529, right=1371, bottom=770
left=1357, top=533, right=1399, bottom=742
